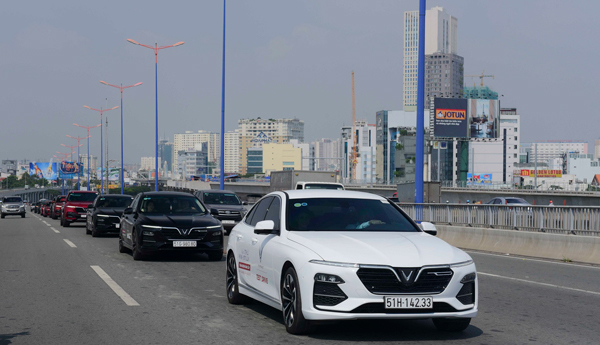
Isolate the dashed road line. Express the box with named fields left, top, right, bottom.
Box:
left=50, top=227, right=60, bottom=233
left=63, top=239, right=77, bottom=248
left=91, top=266, right=140, bottom=306
left=478, top=272, right=600, bottom=296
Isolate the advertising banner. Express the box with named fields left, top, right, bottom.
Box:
left=433, top=98, right=468, bottom=138
left=58, top=161, right=83, bottom=178
left=467, top=173, right=493, bottom=185
left=29, top=162, right=57, bottom=180
left=468, top=99, right=499, bottom=139
left=97, top=167, right=120, bottom=181
left=519, top=169, right=562, bottom=178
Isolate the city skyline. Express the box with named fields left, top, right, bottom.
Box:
left=1, top=1, right=599, bottom=164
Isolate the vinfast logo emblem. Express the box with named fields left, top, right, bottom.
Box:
left=239, top=262, right=251, bottom=271
left=436, top=109, right=466, bottom=120
left=397, top=268, right=418, bottom=286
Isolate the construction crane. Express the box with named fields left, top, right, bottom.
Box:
left=465, top=70, right=494, bottom=87
left=351, top=71, right=357, bottom=182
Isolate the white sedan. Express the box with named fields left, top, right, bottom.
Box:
left=226, top=190, right=477, bottom=334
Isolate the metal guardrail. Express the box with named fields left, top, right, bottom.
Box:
left=398, top=203, right=600, bottom=237
left=441, top=181, right=600, bottom=195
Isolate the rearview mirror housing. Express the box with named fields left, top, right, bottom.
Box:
left=254, top=220, right=276, bottom=235
left=123, top=207, right=133, bottom=215
left=420, top=221, right=437, bottom=236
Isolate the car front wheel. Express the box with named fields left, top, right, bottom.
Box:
left=432, top=317, right=471, bottom=332
left=281, top=267, right=313, bottom=335
left=132, top=231, right=144, bottom=261
left=226, top=254, right=250, bottom=305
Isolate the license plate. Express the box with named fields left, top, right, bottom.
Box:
left=173, top=241, right=197, bottom=247
left=81, top=214, right=87, bottom=218
left=115, top=223, right=120, bottom=228
left=221, top=220, right=235, bottom=224
left=384, top=296, right=433, bottom=309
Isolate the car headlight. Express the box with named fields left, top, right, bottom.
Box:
left=450, top=260, right=474, bottom=268
left=460, top=272, right=477, bottom=284
left=141, top=225, right=162, bottom=229
left=309, top=260, right=359, bottom=268
left=314, top=273, right=345, bottom=284
left=97, top=214, right=110, bottom=217
left=66, top=205, right=77, bottom=209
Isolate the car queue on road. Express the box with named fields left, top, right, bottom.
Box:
left=13, top=188, right=479, bottom=336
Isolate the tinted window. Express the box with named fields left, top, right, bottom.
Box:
left=286, top=198, right=419, bottom=232
left=139, top=195, right=206, bottom=214
left=202, top=192, right=241, bottom=205
left=506, top=198, right=528, bottom=204
left=304, top=184, right=344, bottom=190
left=3, top=197, right=22, bottom=203
left=264, top=197, right=281, bottom=228
left=493, top=199, right=502, bottom=205
left=130, top=195, right=140, bottom=212
left=95, top=197, right=133, bottom=208
left=249, top=197, right=273, bottom=227
left=67, top=193, right=99, bottom=202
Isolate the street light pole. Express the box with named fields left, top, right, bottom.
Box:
left=127, top=38, right=184, bottom=191
left=83, top=105, right=118, bottom=195
left=66, top=135, right=90, bottom=190
left=100, top=80, right=142, bottom=194
left=74, top=123, right=101, bottom=191
left=220, top=0, right=226, bottom=190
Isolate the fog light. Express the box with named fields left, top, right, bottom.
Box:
left=212, top=231, right=222, bottom=236
left=460, top=272, right=477, bottom=284
left=314, top=273, right=344, bottom=284
left=142, top=231, right=155, bottom=236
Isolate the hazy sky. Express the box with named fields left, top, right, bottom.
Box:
left=1, top=1, right=599, bottom=165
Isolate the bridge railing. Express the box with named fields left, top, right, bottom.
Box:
left=398, top=203, right=600, bottom=237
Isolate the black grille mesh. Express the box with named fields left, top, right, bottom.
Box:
left=313, top=282, right=347, bottom=306
left=456, top=282, right=475, bottom=305
left=357, top=267, right=453, bottom=294
left=351, top=302, right=458, bottom=314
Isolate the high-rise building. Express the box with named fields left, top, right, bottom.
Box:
left=177, top=143, right=209, bottom=179
left=341, top=120, right=376, bottom=183
left=238, top=118, right=304, bottom=175
left=79, top=154, right=98, bottom=174
left=313, top=138, right=341, bottom=171
left=174, top=131, right=220, bottom=172
left=224, top=130, right=240, bottom=174
left=404, top=6, right=458, bottom=111
left=140, top=157, right=160, bottom=171
left=595, top=139, right=600, bottom=160
left=425, top=53, right=464, bottom=99
left=523, top=140, right=587, bottom=168
left=262, top=143, right=302, bottom=175
left=290, top=139, right=311, bottom=170
left=158, top=140, right=174, bottom=174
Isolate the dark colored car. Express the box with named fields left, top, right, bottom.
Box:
left=31, top=200, right=40, bottom=213
left=51, top=195, right=66, bottom=220
left=193, top=190, right=247, bottom=234
left=86, top=194, right=133, bottom=237
left=119, top=191, right=224, bottom=261
left=61, top=191, right=99, bottom=227
left=1, top=196, right=26, bottom=218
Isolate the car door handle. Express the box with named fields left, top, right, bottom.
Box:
left=236, top=235, right=243, bottom=241
left=251, top=238, right=258, bottom=245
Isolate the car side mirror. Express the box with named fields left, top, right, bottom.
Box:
left=210, top=208, right=219, bottom=216
left=87, top=204, right=93, bottom=209
left=254, top=220, right=277, bottom=235
left=242, top=201, right=248, bottom=205
left=420, top=222, right=437, bottom=236
left=123, top=207, right=133, bottom=214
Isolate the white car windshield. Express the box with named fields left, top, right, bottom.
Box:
left=286, top=198, right=419, bottom=232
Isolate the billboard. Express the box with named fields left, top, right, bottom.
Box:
left=97, top=167, right=120, bottom=181
left=433, top=98, right=468, bottom=138
left=29, top=162, right=57, bottom=180
left=519, top=169, right=562, bottom=178
left=59, top=161, right=83, bottom=179
left=468, top=99, right=499, bottom=139
left=467, top=173, right=493, bottom=185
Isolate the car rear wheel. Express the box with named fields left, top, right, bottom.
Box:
left=432, top=317, right=471, bottom=332
left=226, top=253, right=250, bottom=305
left=21, top=214, right=25, bottom=218
left=281, top=267, right=313, bottom=335
left=1, top=214, right=5, bottom=219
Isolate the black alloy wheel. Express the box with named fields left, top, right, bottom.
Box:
left=132, top=230, right=144, bottom=261
left=85, top=219, right=91, bottom=234
left=432, top=317, right=471, bottom=332
left=91, top=220, right=99, bottom=237
left=281, top=267, right=312, bottom=334
left=226, top=254, right=249, bottom=304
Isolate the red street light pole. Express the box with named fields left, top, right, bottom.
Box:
left=127, top=38, right=184, bottom=191
left=74, top=123, right=101, bottom=190
left=100, top=80, right=142, bottom=194
left=66, top=135, right=90, bottom=190
left=83, top=105, right=118, bottom=194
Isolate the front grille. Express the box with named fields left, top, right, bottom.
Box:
left=357, top=267, right=453, bottom=294
left=75, top=207, right=86, bottom=213
left=218, top=210, right=240, bottom=215
left=351, top=302, right=459, bottom=314
left=159, top=228, right=180, bottom=239
left=456, top=282, right=475, bottom=305
left=313, top=282, right=348, bottom=306
left=158, top=228, right=207, bottom=241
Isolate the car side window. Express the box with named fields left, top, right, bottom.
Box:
left=264, top=197, right=281, bottom=229
left=249, top=197, right=273, bottom=227
left=129, top=195, right=140, bottom=212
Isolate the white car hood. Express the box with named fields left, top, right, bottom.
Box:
left=287, top=231, right=470, bottom=267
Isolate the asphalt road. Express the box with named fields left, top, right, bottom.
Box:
left=1, top=213, right=599, bottom=345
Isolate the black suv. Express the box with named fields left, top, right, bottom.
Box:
left=86, top=194, right=133, bottom=237
left=193, top=190, right=247, bottom=234
left=1, top=196, right=26, bottom=218
left=119, top=192, right=224, bottom=261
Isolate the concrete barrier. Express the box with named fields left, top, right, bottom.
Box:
left=436, top=224, right=600, bottom=265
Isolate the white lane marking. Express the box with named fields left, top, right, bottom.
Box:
left=42, top=221, right=49, bottom=226
left=90, top=266, right=140, bottom=306
left=50, top=227, right=60, bottom=233
left=478, top=272, right=600, bottom=296
left=63, top=239, right=77, bottom=248
left=467, top=250, right=600, bottom=270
